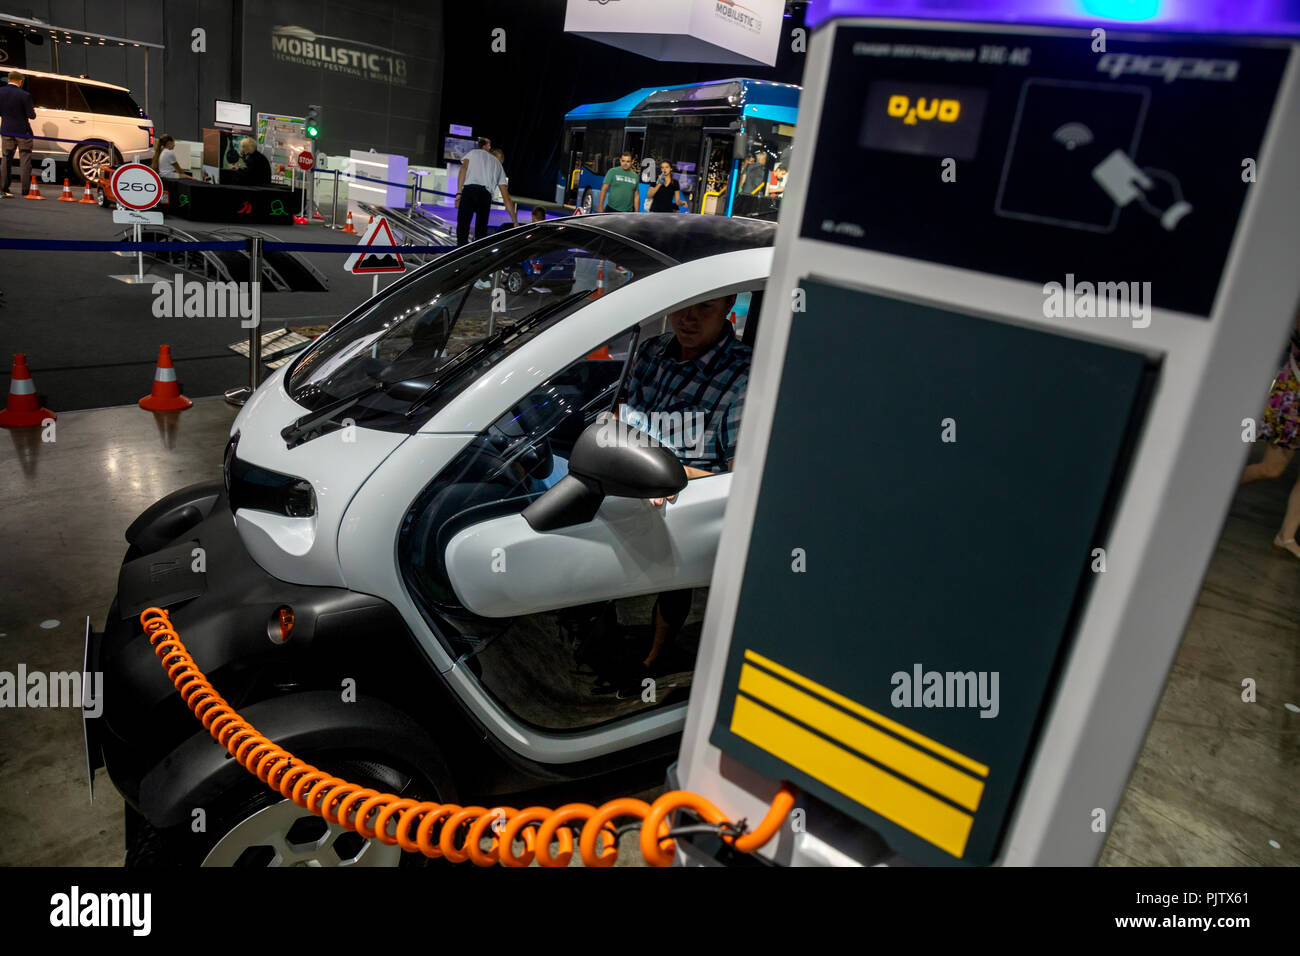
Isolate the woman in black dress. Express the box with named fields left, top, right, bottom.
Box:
left=647, top=160, right=683, bottom=213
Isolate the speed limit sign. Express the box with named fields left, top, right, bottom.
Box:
left=110, top=163, right=164, bottom=211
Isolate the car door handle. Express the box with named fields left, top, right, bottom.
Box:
left=69, top=118, right=88, bottom=124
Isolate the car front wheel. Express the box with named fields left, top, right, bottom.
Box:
left=125, top=756, right=446, bottom=868
left=70, top=143, right=118, bottom=184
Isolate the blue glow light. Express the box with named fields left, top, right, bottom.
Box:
left=804, top=0, right=1300, bottom=35
left=1081, top=0, right=1159, bottom=20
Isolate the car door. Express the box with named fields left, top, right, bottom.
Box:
left=437, top=300, right=751, bottom=619
left=76, top=82, right=152, bottom=166
left=400, top=298, right=748, bottom=736
left=444, top=468, right=729, bottom=618
left=24, top=75, right=69, bottom=162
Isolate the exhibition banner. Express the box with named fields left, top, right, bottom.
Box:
left=242, top=0, right=442, bottom=161
left=564, top=0, right=784, bottom=66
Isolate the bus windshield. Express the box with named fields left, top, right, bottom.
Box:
left=731, top=118, right=795, bottom=220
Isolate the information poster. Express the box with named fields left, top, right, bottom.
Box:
left=257, top=113, right=311, bottom=185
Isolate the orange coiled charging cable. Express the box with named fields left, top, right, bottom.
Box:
left=140, top=606, right=795, bottom=866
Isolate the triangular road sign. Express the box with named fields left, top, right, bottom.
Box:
left=344, top=217, right=406, bottom=274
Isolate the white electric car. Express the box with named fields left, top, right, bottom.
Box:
left=91, top=214, right=774, bottom=866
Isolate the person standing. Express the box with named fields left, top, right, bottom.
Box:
left=1242, top=308, right=1300, bottom=558
left=489, top=147, right=508, bottom=207
left=598, top=151, right=639, bottom=213
left=455, top=141, right=517, bottom=245
left=740, top=150, right=769, bottom=196
left=647, top=160, right=684, bottom=213
left=0, top=70, right=36, bottom=198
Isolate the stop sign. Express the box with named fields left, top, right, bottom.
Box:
left=297, top=151, right=315, bottom=171
left=110, top=163, right=164, bottom=211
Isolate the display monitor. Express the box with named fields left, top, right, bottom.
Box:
left=215, top=100, right=253, bottom=131
left=443, top=136, right=478, bottom=162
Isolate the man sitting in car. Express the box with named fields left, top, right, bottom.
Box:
left=617, top=293, right=751, bottom=673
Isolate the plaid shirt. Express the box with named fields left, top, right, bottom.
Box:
left=621, top=324, right=751, bottom=472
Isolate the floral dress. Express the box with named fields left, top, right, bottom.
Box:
left=1260, top=329, right=1300, bottom=450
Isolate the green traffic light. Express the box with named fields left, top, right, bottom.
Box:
left=307, top=124, right=320, bottom=138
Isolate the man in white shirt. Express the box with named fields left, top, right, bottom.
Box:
left=454, top=141, right=517, bottom=246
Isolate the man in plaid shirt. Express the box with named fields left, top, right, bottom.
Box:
left=613, top=294, right=751, bottom=686
left=620, top=293, right=750, bottom=475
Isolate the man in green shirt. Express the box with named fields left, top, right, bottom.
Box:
left=599, top=151, right=641, bottom=213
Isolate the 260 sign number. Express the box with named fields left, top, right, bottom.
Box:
left=110, top=163, right=165, bottom=211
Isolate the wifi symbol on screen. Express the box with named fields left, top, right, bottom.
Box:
left=1053, top=122, right=1095, bottom=151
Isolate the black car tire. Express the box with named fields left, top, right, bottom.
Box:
left=69, top=143, right=119, bottom=185
left=125, top=754, right=452, bottom=868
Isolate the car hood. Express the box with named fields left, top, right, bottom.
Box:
left=229, top=366, right=410, bottom=588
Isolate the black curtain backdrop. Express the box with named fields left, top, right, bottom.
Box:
left=0, top=25, right=28, bottom=68
left=442, top=0, right=809, bottom=200
left=241, top=0, right=444, bottom=163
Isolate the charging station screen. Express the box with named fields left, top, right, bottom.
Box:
left=860, top=82, right=989, bottom=159
left=801, top=26, right=1289, bottom=317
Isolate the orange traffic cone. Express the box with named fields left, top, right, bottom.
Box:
left=57, top=178, right=76, bottom=202
left=341, top=212, right=357, bottom=234
left=138, top=345, right=192, bottom=412
left=588, top=260, right=605, bottom=300
left=78, top=179, right=96, bottom=203
left=586, top=344, right=613, bottom=360
left=0, top=354, right=56, bottom=428
left=24, top=176, right=44, bottom=199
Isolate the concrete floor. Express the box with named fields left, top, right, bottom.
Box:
left=0, top=399, right=1295, bottom=866
left=0, top=189, right=398, bottom=411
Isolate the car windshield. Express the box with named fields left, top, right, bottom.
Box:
left=285, top=223, right=669, bottom=432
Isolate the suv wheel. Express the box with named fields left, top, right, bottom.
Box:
left=505, top=268, right=526, bottom=295
left=70, top=143, right=116, bottom=184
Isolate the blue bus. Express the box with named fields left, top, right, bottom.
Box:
left=560, top=78, right=800, bottom=220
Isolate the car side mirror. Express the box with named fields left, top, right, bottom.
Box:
left=522, top=418, right=687, bottom=532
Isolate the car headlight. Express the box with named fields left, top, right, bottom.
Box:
left=223, top=434, right=239, bottom=494
left=285, top=480, right=316, bottom=518
left=227, top=452, right=317, bottom=518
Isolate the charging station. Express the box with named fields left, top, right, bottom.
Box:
left=676, top=7, right=1300, bottom=866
